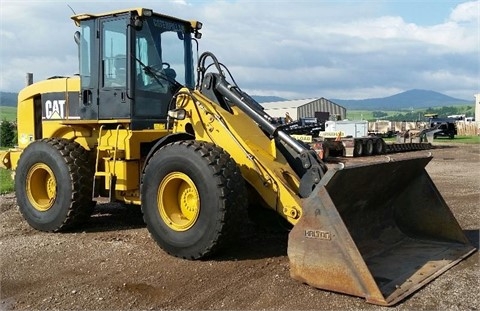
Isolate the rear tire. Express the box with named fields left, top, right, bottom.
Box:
left=15, top=138, right=95, bottom=232
left=323, top=146, right=330, bottom=159
left=374, top=139, right=385, bottom=154
left=363, top=139, right=373, bottom=156
left=141, top=140, right=247, bottom=259
left=353, top=140, right=363, bottom=157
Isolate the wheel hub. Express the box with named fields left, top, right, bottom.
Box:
left=158, top=172, right=200, bottom=231
left=26, top=163, right=56, bottom=212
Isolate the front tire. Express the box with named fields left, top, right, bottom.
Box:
left=141, top=140, right=247, bottom=259
left=15, top=138, right=95, bottom=232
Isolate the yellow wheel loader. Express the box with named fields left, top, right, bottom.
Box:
left=0, top=8, right=475, bottom=306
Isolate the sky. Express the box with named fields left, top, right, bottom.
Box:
left=0, top=0, right=478, bottom=101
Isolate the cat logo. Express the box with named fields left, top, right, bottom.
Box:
left=45, top=100, right=66, bottom=119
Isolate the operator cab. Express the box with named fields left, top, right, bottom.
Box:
left=72, top=8, right=202, bottom=129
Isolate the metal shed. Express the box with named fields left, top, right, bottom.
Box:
left=261, top=97, right=346, bottom=121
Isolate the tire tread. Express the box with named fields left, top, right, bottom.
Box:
left=141, top=140, right=247, bottom=259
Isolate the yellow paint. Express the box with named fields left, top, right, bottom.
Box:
left=26, top=163, right=56, bottom=212
left=173, top=90, right=303, bottom=224
left=158, top=172, right=200, bottom=231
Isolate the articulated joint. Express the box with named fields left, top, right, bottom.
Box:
left=299, top=151, right=312, bottom=169
left=298, top=150, right=326, bottom=198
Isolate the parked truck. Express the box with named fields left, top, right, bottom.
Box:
left=321, top=120, right=384, bottom=156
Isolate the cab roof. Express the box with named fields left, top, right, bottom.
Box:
left=71, top=7, right=199, bottom=29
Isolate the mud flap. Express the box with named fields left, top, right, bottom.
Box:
left=288, top=155, right=476, bottom=306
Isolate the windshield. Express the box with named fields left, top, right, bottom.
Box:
left=135, top=16, right=194, bottom=91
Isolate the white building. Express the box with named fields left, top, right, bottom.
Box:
left=261, top=98, right=313, bottom=120
left=261, top=98, right=346, bottom=121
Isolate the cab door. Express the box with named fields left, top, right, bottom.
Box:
left=98, top=17, right=130, bottom=119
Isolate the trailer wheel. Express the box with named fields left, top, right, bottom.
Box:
left=363, top=139, right=374, bottom=156
left=15, top=138, right=95, bottom=232
left=353, top=140, right=363, bottom=157
left=141, top=140, right=247, bottom=259
left=374, top=139, right=386, bottom=154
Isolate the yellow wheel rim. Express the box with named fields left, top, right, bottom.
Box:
left=26, top=163, right=56, bottom=212
left=158, top=172, right=200, bottom=231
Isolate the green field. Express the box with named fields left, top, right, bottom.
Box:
left=434, top=135, right=480, bottom=144
left=0, top=168, right=14, bottom=194
left=0, top=106, right=17, bottom=122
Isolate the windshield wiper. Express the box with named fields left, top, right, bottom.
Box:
left=133, top=56, right=183, bottom=89
left=133, top=56, right=165, bottom=87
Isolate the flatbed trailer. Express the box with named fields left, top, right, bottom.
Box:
left=286, top=120, right=434, bottom=159
left=309, top=137, right=432, bottom=159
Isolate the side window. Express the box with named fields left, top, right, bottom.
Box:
left=135, top=30, right=163, bottom=91
left=160, top=31, right=186, bottom=86
left=79, top=23, right=92, bottom=88
left=102, top=19, right=127, bottom=87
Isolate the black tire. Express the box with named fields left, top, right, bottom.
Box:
left=141, top=140, right=247, bottom=259
left=323, top=146, right=330, bottom=159
left=363, top=139, right=374, bottom=156
left=373, top=139, right=385, bottom=154
left=353, top=140, right=363, bottom=157
left=15, top=138, right=95, bottom=232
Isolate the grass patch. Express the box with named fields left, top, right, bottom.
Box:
left=0, top=168, right=14, bottom=194
left=434, top=135, right=480, bottom=144
left=0, top=106, right=17, bottom=122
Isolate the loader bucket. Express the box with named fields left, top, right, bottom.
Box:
left=288, top=155, right=475, bottom=306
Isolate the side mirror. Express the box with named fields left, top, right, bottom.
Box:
left=134, top=16, right=143, bottom=30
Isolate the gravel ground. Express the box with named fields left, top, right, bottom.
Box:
left=0, top=143, right=478, bottom=310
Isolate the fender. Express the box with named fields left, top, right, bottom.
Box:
left=142, top=132, right=195, bottom=175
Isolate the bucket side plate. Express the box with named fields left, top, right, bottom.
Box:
left=288, top=156, right=476, bottom=306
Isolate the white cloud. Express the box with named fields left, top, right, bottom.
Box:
left=0, top=0, right=478, bottom=100
left=449, top=0, right=479, bottom=22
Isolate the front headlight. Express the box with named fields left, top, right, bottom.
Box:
left=142, top=9, right=153, bottom=17
left=168, top=108, right=187, bottom=120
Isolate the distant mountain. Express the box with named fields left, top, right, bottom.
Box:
left=332, top=89, right=472, bottom=110
left=0, top=92, right=18, bottom=107
left=252, top=95, right=286, bottom=103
